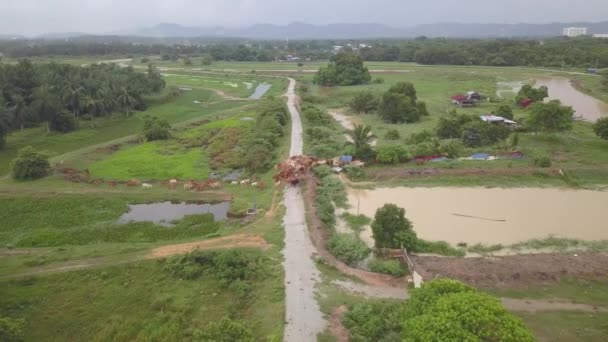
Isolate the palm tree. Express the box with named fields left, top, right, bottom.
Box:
left=83, top=94, right=103, bottom=117
left=117, top=87, right=135, bottom=116
left=64, top=84, right=84, bottom=118
left=10, top=95, right=29, bottom=133
left=347, top=124, right=375, bottom=150
left=32, top=84, right=61, bottom=133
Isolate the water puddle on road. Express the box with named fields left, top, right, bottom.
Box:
left=249, top=83, right=272, bottom=99
left=535, top=76, right=608, bottom=122
left=118, top=201, right=230, bottom=226
left=347, top=187, right=608, bottom=245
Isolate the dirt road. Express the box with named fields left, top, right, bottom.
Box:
left=282, top=78, right=327, bottom=341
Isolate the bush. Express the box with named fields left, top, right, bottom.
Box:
left=344, top=165, right=365, bottom=181
left=140, top=57, right=150, bottom=63
left=526, top=100, right=574, bottom=133
left=406, top=130, right=433, bottom=144
left=371, top=204, right=417, bottom=250
left=328, top=234, right=370, bottom=265
left=593, top=117, right=608, bottom=140
left=376, top=145, right=410, bottom=164
left=343, top=302, right=403, bottom=342
left=368, top=259, right=406, bottom=277
left=372, top=77, right=385, bottom=84
left=462, top=120, right=510, bottom=147
left=142, top=115, right=171, bottom=141
left=384, top=129, right=401, bottom=140
left=11, top=146, right=50, bottom=181
left=194, top=318, right=254, bottom=342
left=403, top=279, right=534, bottom=341
left=349, top=91, right=379, bottom=114
left=532, top=155, right=552, bottom=168
left=435, top=112, right=474, bottom=139
left=495, top=104, right=514, bottom=120
left=50, top=111, right=78, bottom=133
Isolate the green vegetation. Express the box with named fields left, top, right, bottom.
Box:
left=10, top=146, right=50, bottom=180
left=527, top=100, right=574, bottom=133
left=343, top=301, right=403, bottom=342
left=314, top=52, right=371, bottom=86
left=516, top=84, right=548, bottom=104
left=403, top=279, right=534, bottom=341
left=371, top=204, right=417, bottom=250
left=349, top=91, right=379, bottom=114
left=328, top=234, right=370, bottom=266
left=378, top=82, right=428, bottom=124
left=142, top=115, right=171, bottom=141
left=343, top=279, right=533, bottom=342
left=0, top=249, right=284, bottom=341
left=593, top=117, right=608, bottom=140
left=341, top=213, right=371, bottom=233
left=90, top=141, right=208, bottom=180
left=368, top=259, right=407, bottom=277
left=0, top=195, right=220, bottom=247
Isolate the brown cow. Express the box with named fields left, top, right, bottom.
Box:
left=108, top=181, right=118, bottom=187
left=127, top=178, right=141, bottom=187
left=183, top=180, right=195, bottom=191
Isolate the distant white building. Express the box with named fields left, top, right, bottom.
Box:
left=593, top=33, right=608, bottom=39
left=563, top=27, right=588, bottom=37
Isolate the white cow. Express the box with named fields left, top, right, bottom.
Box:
left=142, top=183, right=153, bottom=189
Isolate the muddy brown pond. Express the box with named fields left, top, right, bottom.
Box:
left=347, top=187, right=608, bottom=245
left=535, top=76, right=608, bottom=122
left=118, top=201, right=230, bottom=226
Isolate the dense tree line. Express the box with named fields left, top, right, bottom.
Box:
left=2, top=37, right=607, bottom=68
left=0, top=60, right=165, bottom=146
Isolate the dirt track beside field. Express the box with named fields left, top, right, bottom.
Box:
left=411, top=252, right=608, bottom=289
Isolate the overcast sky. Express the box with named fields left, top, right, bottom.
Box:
left=2, top=0, right=608, bottom=36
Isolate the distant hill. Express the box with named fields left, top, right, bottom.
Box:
left=25, top=21, right=608, bottom=40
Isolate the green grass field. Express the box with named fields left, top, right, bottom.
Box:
left=89, top=141, right=210, bottom=180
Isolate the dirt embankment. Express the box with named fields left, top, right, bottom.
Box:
left=302, top=175, right=405, bottom=288
left=411, top=252, right=608, bottom=289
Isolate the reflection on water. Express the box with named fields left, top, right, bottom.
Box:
left=119, top=201, right=230, bottom=226
left=535, top=76, right=608, bottom=122
left=249, top=83, right=272, bottom=99
left=347, top=187, right=608, bottom=245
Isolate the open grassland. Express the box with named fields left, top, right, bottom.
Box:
left=89, top=141, right=210, bottom=180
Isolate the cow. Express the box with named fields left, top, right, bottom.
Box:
left=240, top=179, right=250, bottom=186
left=108, top=181, right=118, bottom=187
left=251, top=182, right=258, bottom=187
left=142, top=183, right=153, bottom=189
left=127, top=178, right=141, bottom=187
left=183, top=180, right=195, bottom=191
left=168, top=179, right=178, bottom=189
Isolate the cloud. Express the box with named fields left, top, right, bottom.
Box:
left=0, top=0, right=607, bottom=36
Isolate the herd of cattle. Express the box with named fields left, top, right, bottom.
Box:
left=59, top=167, right=265, bottom=191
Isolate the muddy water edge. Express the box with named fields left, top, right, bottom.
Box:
left=347, top=187, right=608, bottom=246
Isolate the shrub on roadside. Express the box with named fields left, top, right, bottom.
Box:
left=368, top=259, right=407, bottom=277
left=343, top=302, right=403, bottom=342
left=344, top=165, right=365, bottom=181
left=328, top=234, right=370, bottom=266
left=10, top=146, right=50, bottom=181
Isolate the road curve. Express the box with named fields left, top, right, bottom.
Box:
left=283, top=78, right=326, bottom=341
